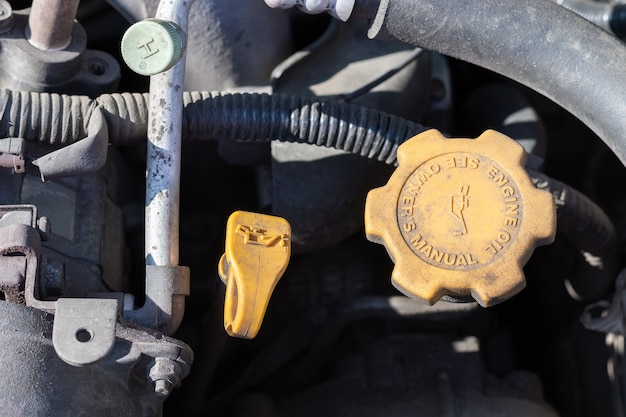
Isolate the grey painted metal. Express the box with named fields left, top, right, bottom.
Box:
left=0, top=300, right=193, bottom=416
left=0, top=11, right=120, bottom=96
left=145, top=0, right=195, bottom=267
left=27, top=0, right=80, bottom=51
left=52, top=297, right=118, bottom=366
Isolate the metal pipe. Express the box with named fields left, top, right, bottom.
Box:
left=27, top=0, right=80, bottom=51
left=145, top=0, right=194, bottom=267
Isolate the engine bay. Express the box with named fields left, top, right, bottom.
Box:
left=0, top=0, right=625, bottom=416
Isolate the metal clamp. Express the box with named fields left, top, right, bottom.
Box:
left=0, top=205, right=44, bottom=304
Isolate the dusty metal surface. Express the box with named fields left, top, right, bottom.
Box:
left=0, top=300, right=192, bottom=417
left=0, top=8, right=119, bottom=95
left=27, top=0, right=80, bottom=51
left=52, top=297, right=118, bottom=366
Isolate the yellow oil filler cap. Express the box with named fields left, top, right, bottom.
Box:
left=365, top=129, right=556, bottom=307
left=219, top=211, right=291, bottom=338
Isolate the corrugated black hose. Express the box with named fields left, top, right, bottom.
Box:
left=461, top=82, right=619, bottom=299
left=0, top=88, right=618, bottom=299
left=530, top=171, right=619, bottom=300
left=0, top=89, right=427, bottom=166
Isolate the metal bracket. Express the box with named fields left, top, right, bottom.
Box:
left=0, top=206, right=42, bottom=304
left=52, top=298, right=118, bottom=366
left=0, top=137, right=25, bottom=173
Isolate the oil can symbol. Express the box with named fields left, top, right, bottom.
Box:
left=450, top=184, right=470, bottom=236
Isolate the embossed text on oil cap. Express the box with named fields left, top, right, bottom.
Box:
left=365, top=129, right=556, bottom=307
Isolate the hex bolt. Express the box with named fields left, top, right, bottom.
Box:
left=148, top=357, right=182, bottom=398
left=121, top=19, right=184, bottom=76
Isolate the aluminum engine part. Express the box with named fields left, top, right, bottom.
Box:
left=0, top=300, right=192, bottom=417
left=0, top=5, right=119, bottom=96
left=233, top=335, right=558, bottom=417
left=267, top=18, right=431, bottom=252
left=20, top=173, right=125, bottom=295
left=0, top=158, right=125, bottom=298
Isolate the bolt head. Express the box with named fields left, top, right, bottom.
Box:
left=147, top=357, right=182, bottom=397
left=121, top=19, right=184, bottom=76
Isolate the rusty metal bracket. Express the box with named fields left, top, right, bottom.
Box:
left=0, top=223, right=41, bottom=303
left=0, top=137, right=25, bottom=173
left=0, top=205, right=43, bottom=304
left=0, top=205, right=56, bottom=310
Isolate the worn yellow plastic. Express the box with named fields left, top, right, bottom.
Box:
left=219, top=211, right=291, bottom=339
left=365, top=129, right=556, bottom=307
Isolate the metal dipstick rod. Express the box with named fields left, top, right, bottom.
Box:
left=27, top=0, right=80, bottom=51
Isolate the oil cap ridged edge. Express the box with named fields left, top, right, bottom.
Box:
left=365, top=129, right=556, bottom=307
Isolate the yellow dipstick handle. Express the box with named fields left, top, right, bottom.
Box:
left=218, top=211, right=291, bottom=339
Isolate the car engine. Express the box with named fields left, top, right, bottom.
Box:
left=0, top=0, right=625, bottom=416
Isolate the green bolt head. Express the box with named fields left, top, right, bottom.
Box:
left=121, top=18, right=184, bottom=76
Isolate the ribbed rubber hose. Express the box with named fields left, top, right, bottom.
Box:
left=367, top=0, right=626, bottom=169
left=0, top=90, right=426, bottom=165
left=0, top=90, right=93, bottom=145
left=530, top=171, right=619, bottom=300
left=99, top=91, right=427, bottom=164
left=462, top=83, right=618, bottom=300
